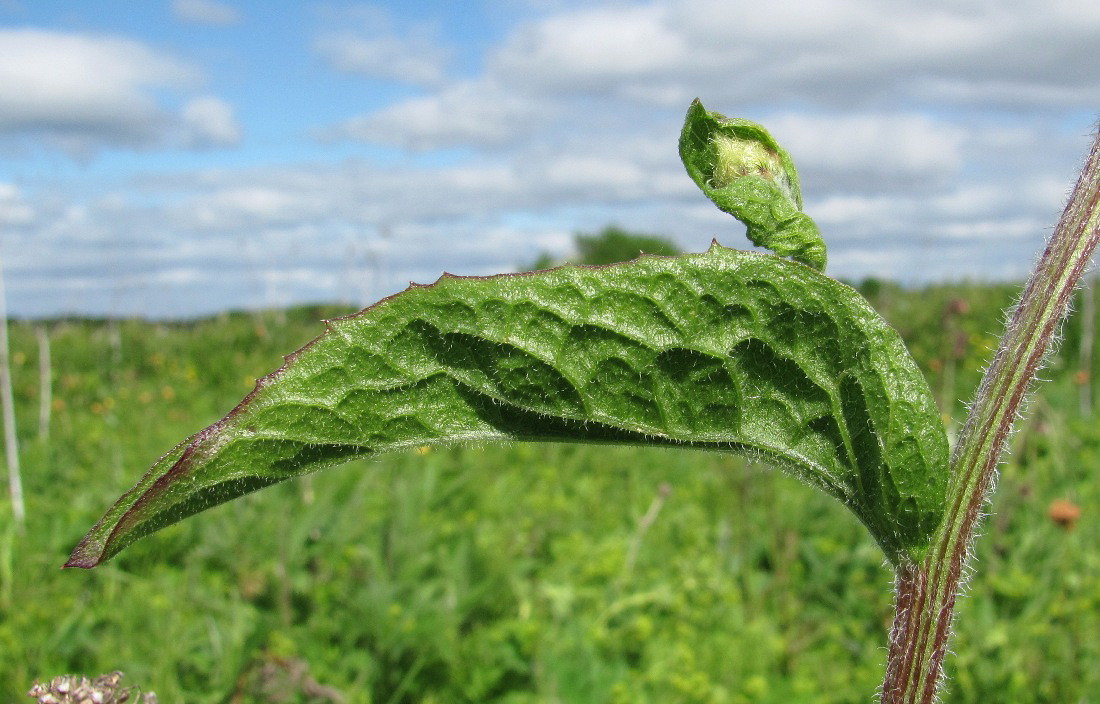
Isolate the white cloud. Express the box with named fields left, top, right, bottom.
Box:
left=0, top=184, right=34, bottom=226
left=181, top=96, right=242, bottom=147
left=927, top=186, right=1005, bottom=219
left=0, top=111, right=1080, bottom=318
left=930, top=217, right=1046, bottom=242
left=172, top=0, right=240, bottom=26
left=491, top=5, right=689, bottom=94
left=541, top=155, right=645, bottom=193
left=324, top=0, right=1100, bottom=156
left=185, top=186, right=324, bottom=229
left=483, top=0, right=1100, bottom=109
left=765, top=113, right=967, bottom=184
left=808, top=194, right=903, bottom=228
left=321, top=80, right=551, bottom=150
left=4, top=1, right=1099, bottom=316
left=314, top=32, right=448, bottom=85
left=312, top=5, right=449, bottom=85
left=1020, top=175, right=1074, bottom=212
left=0, top=29, right=195, bottom=151
left=0, top=29, right=240, bottom=157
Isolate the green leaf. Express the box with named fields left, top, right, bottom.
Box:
left=679, top=99, right=826, bottom=271
left=67, top=244, right=946, bottom=569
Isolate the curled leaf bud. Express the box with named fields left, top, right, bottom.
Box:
left=679, top=99, right=825, bottom=271
left=710, top=133, right=796, bottom=203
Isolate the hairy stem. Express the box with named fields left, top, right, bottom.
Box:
left=881, top=128, right=1100, bottom=702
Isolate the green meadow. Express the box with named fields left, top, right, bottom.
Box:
left=3, top=283, right=1098, bottom=703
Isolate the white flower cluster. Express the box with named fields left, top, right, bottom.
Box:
left=26, top=671, right=156, bottom=704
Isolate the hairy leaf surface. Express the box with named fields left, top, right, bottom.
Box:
left=68, top=244, right=947, bottom=568
left=680, top=100, right=826, bottom=270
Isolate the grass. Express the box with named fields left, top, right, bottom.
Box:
left=2, top=287, right=1097, bottom=703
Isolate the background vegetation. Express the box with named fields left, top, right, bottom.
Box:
left=2, top=256, right=1098, bottom=701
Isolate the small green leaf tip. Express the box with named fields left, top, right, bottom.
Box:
left=679, top=99, right=826, bottom=271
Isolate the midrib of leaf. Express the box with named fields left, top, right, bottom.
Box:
left=68, top=244, right=948, bottom=569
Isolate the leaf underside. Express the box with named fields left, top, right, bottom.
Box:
left=68, top=244, right=947, bottom=568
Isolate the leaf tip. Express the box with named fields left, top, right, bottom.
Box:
left=63, top=540, right=104, bottom=569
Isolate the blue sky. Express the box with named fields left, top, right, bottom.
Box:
left=1, top=0, right=1098, bottom=317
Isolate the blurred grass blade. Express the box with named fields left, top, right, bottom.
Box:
left=679, top=100, right=826, bottom=271
left=67, top=244, right=947, bottom=568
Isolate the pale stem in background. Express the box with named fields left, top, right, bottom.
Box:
left=0, top=251, right=24, bottom=526
left=36, top=325, right=51, bottom=441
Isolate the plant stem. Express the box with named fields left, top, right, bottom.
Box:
left=1078, top=274, right=1094, bottom=415
left=0, top=251, right=24, bottom=528
left=36, top=324, right=51, bottom=441
left=881, top=129, right=1100, bottom=702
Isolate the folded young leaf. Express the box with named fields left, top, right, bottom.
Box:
left=680, top=100, right=826, bottom=271
left=67, top=244, right=947, bottom=568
